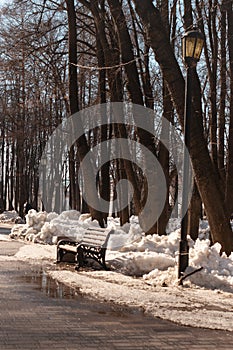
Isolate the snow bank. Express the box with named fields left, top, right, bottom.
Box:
left=0, top=210, right=20, bottom=223
left=15, top=243, right=56, bottom=261
left=7, top=209, right=233, bottom=295
left=10, top=209, right=85, bottom=244
left=186, top=239, right=233, bottom=292
left=0, top=234, right=10, bottom=241
left=9, top=209, right=143, bottom=250
left=47, top=268, right=233, bottom=331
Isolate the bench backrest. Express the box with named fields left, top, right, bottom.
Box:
left=81, top=227, right=112, bottom=248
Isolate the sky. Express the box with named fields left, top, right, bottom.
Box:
left=1, top=209, right=233, bottom=331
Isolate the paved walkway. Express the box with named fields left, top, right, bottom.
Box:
left=1, top=239, right=233, bottom=349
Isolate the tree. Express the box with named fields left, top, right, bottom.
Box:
left=132, top=0, right=233, bottom=254
left=224, top=0, right=233, bottom=218
left=65, top=0, right=105, bottom=226
left=1, top=0, right=233, bottom=254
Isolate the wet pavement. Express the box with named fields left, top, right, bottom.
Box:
left=1, top=239, right=233, bottom=349
left=0, top=224, right=12, bottom=236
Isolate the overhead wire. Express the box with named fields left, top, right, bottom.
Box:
left=68, top=0, right=233, bottom=73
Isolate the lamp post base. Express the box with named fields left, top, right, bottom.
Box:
left=178, top=240, right=189, bottom=278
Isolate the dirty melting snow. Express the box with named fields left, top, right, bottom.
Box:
left=3, top=209, right=233, bottom=331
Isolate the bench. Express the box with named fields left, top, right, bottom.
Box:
left=56, top=227, right=113, bottom=270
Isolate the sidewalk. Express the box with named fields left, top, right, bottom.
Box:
left=1, top=239, right=233, bottom=349
left=0, top=222, right=14, bottom=235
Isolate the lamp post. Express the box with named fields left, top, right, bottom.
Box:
left=178, top=28, right=204, bottom=279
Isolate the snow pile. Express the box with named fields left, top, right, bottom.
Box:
left=7, top=209, right=233, bottom=294
left=186, top=239, right=233, bottom=292
left=112, top=230, right=181, bottom=276
left=141, top=237, right=233, bottom=293
left=15, top=243, right=56, bottom=261
left=198, top=220, right=210, bottom=240
left=10, top=210, right=86, bottom=244
left=0, top=210, right=20, bottom=223
left=9, top=209, right=143, bottom=249
left=0, top=234, right=10, bottom=241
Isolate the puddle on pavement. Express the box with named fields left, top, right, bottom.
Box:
left=16, top=265, right=146, bottom=319
left=18, top=267, right=80, bottom=299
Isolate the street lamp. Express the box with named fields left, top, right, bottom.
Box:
left=178, top=28, right=204, bottom=279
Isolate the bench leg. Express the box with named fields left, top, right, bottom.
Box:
left=57, top=247, right=64, bottom=263
left=75, top=246, right=84, bottom=270
left=100, top=248, right=109, bottom=270
left=102, top=259, right=108, bottom=270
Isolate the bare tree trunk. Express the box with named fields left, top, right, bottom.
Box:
left=132, top=0, right=233, bottom=254
left=108, top=0, right=165, bottom=234
left=128, top=0, right=154, bottom=110
left=157, top=85, right=171, bottom=235
left=9, top=144, right=15, bottom=211
left=68, top=146, right=77, bottom=209
left=187, top=181, right=202, bottom=241
left=66, top=0, right=104, bottom=226
left=156, top=0, right=173, bottom=235
left=225, top=1, right=233, bottom=218
left=96, top=18, right=110, bottom=223
left=66, top=0, right=79, bottom=211
left=87, top=0, right=141, bottom=225
left=218, top=2, right=227, bottom=183
left=0, top=125, right=5, bottom=211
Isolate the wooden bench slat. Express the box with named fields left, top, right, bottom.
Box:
left=85, top=227, right=106, bottom=231
left=82, top=233, right=106, bottom=242
left=59, top=244, right=78, bottom=252
left=82, top=237, right=106, bottom=244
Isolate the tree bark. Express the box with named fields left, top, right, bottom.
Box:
left=218, top=2, right=227, bottom=182
left=66, top=0, right=104, bottom=226
left=196, top=1, right=218, bottom=169
left=187, top=181, right=202, bottom=241
left=225, top=2, right=233, bottom=218
left=108, top=0, right=166, bottom=234
left=132, top=0, right=233, bottom=254
left=87, top=0, right=141, bottom=225
left=156, top=0, right=173, bottom=235
left=96, top=19, right=111, bottom=223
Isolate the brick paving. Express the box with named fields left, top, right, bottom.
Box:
left=1, top=239, right=233, bottom=349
